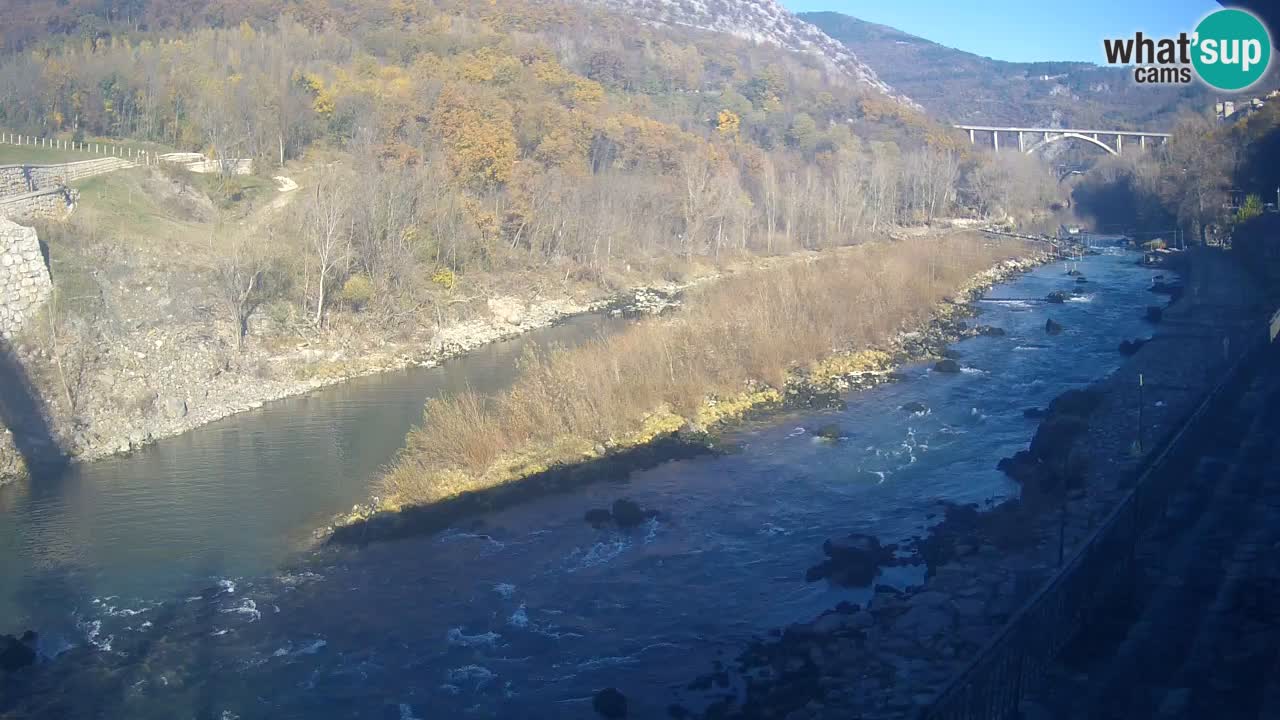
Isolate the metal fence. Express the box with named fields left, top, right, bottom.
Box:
left=919, top=331, right=1268, bottom=720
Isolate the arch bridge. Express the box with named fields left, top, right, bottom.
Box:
left=954, top=125, right=1172, bottom=156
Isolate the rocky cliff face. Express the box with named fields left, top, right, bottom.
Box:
left=582, top=0, right=913, bottom=104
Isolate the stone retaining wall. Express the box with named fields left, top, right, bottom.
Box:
left=0, top=217, right=52, bottom=339
left=0, top=158, right=135, bottom=199
left=0, top=187, right=78, bottom=222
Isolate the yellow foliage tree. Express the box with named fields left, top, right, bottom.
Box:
left=434, top=86, right=518, bottom=187
left=716, top=109, right=741, bottom=137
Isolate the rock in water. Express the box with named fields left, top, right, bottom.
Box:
left=1118, top=338, right=1148, bottom=356
left=593, top=687, right=627, bottom=718
left=1075, top=276, right=1089, bottom=284
left=814, top=423, right=845, bottom=441
left=808, top=533, right=892, bottom=587
left=0, top=633, right=36, bottom=672
left=610, top=499, right=646, bottom=528
left=1046, top=291, right=1069, bottom=304
left=933, top=359, right=961, bottom=373
left=976, top=325, right=1007, bottom=337
left=584, top=508, right=612, bottom=528
left=1045, top=319, right=1063, bottom=335
left=901, top=401, right=929, bottom=414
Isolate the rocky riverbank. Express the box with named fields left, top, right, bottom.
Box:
left=0, top=269, right=700, bottom=488
left=672, top=248, right=1268, bottom=720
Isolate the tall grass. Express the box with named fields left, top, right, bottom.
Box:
left=382, top=232, right=1033, bottom=507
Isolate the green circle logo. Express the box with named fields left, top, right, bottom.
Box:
left=1193, top=9, right=1271, bottom=91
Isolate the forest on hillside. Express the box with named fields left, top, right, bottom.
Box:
left=0, top=0, right=1064, bottom=351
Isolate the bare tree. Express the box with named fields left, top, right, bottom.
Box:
left=302, top=167, right=351, bottom=326
left=213, top=227, right=273, bottom=350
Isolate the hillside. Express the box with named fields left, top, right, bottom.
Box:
left=0, top=0, right=1066, bottom=469
left=586, top=0, right=910, bottom=103
left=801, top=10, right=1213, bottom=129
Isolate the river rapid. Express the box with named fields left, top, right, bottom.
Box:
left=0, top=245, right=1166, bottom=719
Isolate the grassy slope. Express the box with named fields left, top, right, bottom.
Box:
left=0, top=144, right=90, bottom=166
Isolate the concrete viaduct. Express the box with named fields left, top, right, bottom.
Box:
left=954, top=125, right=1172, bottom=156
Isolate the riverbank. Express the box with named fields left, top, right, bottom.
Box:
left=334, top=232, right=1049, bottom=540
left=683, top=248, right=1269, bottom=719
left=0, top=230, right=881, bottom=486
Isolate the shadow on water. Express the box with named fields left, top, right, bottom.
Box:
left=0, top=337, right=67, bottom=479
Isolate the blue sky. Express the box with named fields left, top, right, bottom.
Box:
left=783, top=0, right=1224, bottom=63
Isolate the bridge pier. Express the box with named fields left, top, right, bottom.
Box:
left=993, top=130, right=999, bottom=152
left=1018, top=131, right=1025, bottom=152
left=1117, top=134, right=1123, bottom=154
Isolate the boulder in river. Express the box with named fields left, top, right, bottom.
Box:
left=1118, top=338, right=1149, bottom=356
left=933, top=359, right=961, bottom=373
left=593, top=687, right=627, bottom=718
left=584, top=508, right=613, bottom=528
left=610, top=498, right=648, bottom=528
left=0, top=632, right=36, bottom=673
left=1066, top=269, right=1084, bottom=277
left=901, top=401, right=929, bottom=414
left=584, top=499, right=656, bottom=529
left=1045, top=319, right=1063, bottom=335
left=813, top=424, right=846, bottom=441
left=1046, top=291, right=1069, bottom=304
left=1075, top=276, right=1089, bottom=284
left=976, top=325, right=1007, bottom=337
left=806, top=533, right=896, bottom=587
left=940, top=348, right=962, bottom=360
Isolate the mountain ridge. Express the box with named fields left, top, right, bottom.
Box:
left=801, top=10, right=1214, bottom=129
left=583, top=0, right=916, bottom=104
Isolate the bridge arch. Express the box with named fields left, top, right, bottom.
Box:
left=1024, top=132, right=1118, bottom=156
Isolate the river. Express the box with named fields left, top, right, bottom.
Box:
left=0, top=245, right=1164, bottom=719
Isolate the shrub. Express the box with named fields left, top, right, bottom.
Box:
left=340, top=274, right=374, bottom=309
left=431, top=268, right=457, bottom=290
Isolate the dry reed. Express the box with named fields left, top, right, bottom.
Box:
left=381, top=232, right=1032, bottom=507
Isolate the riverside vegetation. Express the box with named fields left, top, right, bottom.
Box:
left=0, top=0, right=1066, bottom=478
left=372, top=231, right=1041, bottom=518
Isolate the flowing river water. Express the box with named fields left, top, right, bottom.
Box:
left=0, top=246, right=1165, bottom=719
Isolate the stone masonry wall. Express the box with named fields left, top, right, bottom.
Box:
left=0, top=166, right=32, bottom=196
left=0, top=158, right=134, bottom=198
left=0, top=217, right=52, bottom=339
left=0, top=187, right=78, bottom=223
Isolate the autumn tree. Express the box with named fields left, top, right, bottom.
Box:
left=301, top=167, right=351, bottom=326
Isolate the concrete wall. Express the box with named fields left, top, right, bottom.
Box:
left=0, top=217, right=52, bottom=339
left=0, top=187, right=78, bottom=223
